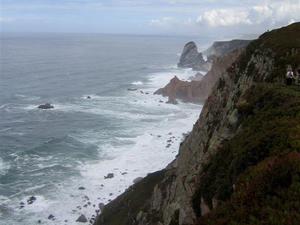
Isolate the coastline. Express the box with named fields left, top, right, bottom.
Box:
left=1, top=65, right=202, bottom=225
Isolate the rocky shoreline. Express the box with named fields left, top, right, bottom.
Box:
left=94, top=23, right=300, bottom=225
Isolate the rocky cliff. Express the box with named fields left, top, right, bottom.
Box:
left=155, top=49, right=243, bottom=103
left=204, top=39, right=251, bottom=57
left=95, top=23, right=300, bottom=225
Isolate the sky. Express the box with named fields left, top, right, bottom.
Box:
left=0, top=0, right=300, bottom=38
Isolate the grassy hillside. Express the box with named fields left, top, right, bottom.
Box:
left=192, top=23, right=300, bottom=225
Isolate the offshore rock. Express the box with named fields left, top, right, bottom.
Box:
left=177, top=42, right=210, bottom=71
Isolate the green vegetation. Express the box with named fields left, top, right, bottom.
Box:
left=237, top=22, right=300, bottom=82
left=193, top=22, right=300, bottom=225
left=193, top=83, right=300, bottom=224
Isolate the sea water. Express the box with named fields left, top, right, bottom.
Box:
left=0, top=33, right=209, bottom=225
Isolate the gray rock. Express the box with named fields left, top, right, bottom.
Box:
left=177, top=42, right=208, bottom=71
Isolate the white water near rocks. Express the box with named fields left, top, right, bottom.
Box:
left=0, top=33, right=209, bottom=225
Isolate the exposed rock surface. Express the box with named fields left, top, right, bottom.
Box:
left=155, top=49, right=243, bottom=103
left=94, top=23, right=300, bottom=225
left=177, top=42, right=210, bottom=71
left=203, top=39, right=251, bottom=57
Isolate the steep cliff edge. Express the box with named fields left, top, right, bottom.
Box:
left=95, top=23, right=300, bottom=225
left=203, top=39, right=251, bottom=57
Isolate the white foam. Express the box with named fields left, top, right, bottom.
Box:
left=4, top=65, right=202, bottom=225
left=0, top=157, right=10, bottom=176
left=131, top=81, right=143, bottom=85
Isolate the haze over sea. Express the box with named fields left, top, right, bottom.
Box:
left=0, top=33, right=209, bottom=225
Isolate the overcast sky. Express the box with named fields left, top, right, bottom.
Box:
left=1, top=0, right=299, bottom=38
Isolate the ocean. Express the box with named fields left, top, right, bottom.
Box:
left=0, top=33, right=209, bottom=225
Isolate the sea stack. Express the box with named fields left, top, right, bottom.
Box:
left=177, top=42, right=207, bottom=71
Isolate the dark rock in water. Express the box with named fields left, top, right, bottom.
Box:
left=133, top=177, right=143, bottom=184
left=48, top=214, right=55, bottom=220
left=27, top=196, right=36, bottom=205
left=177, top=41, right=210, bottom=71
left=121, top=172, right=128, bottom=175
left=76, top=214, right=88, bottom=223
left=145, top=92, right=149, bottom=95
left=104, top=173, right=114, bottom=179
left=128, top=88, right=138, bottom=91
left=159, top=100, right=164, bottom=103
left=78, top=186, right=85, bottom=190
left=38, top=220, right=41, bottom=223
left=38, top=103, right=54, bottom=109
left=86, top=96, right=91, bottom=99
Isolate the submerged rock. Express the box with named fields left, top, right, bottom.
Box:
left=38, top=103, right=54, bottom=109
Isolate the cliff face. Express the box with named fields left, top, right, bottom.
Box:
left=155, top=49, right=243, bottom=103
left=95, top=23, right=300, bottom=225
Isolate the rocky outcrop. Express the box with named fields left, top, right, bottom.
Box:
left=155, top=49, right=243, bottom=103
left=177, top=42, right=210, bottom=71
left=95, top=23, right=300, bottom=225
left=203, top=39, right=251, bottom=57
